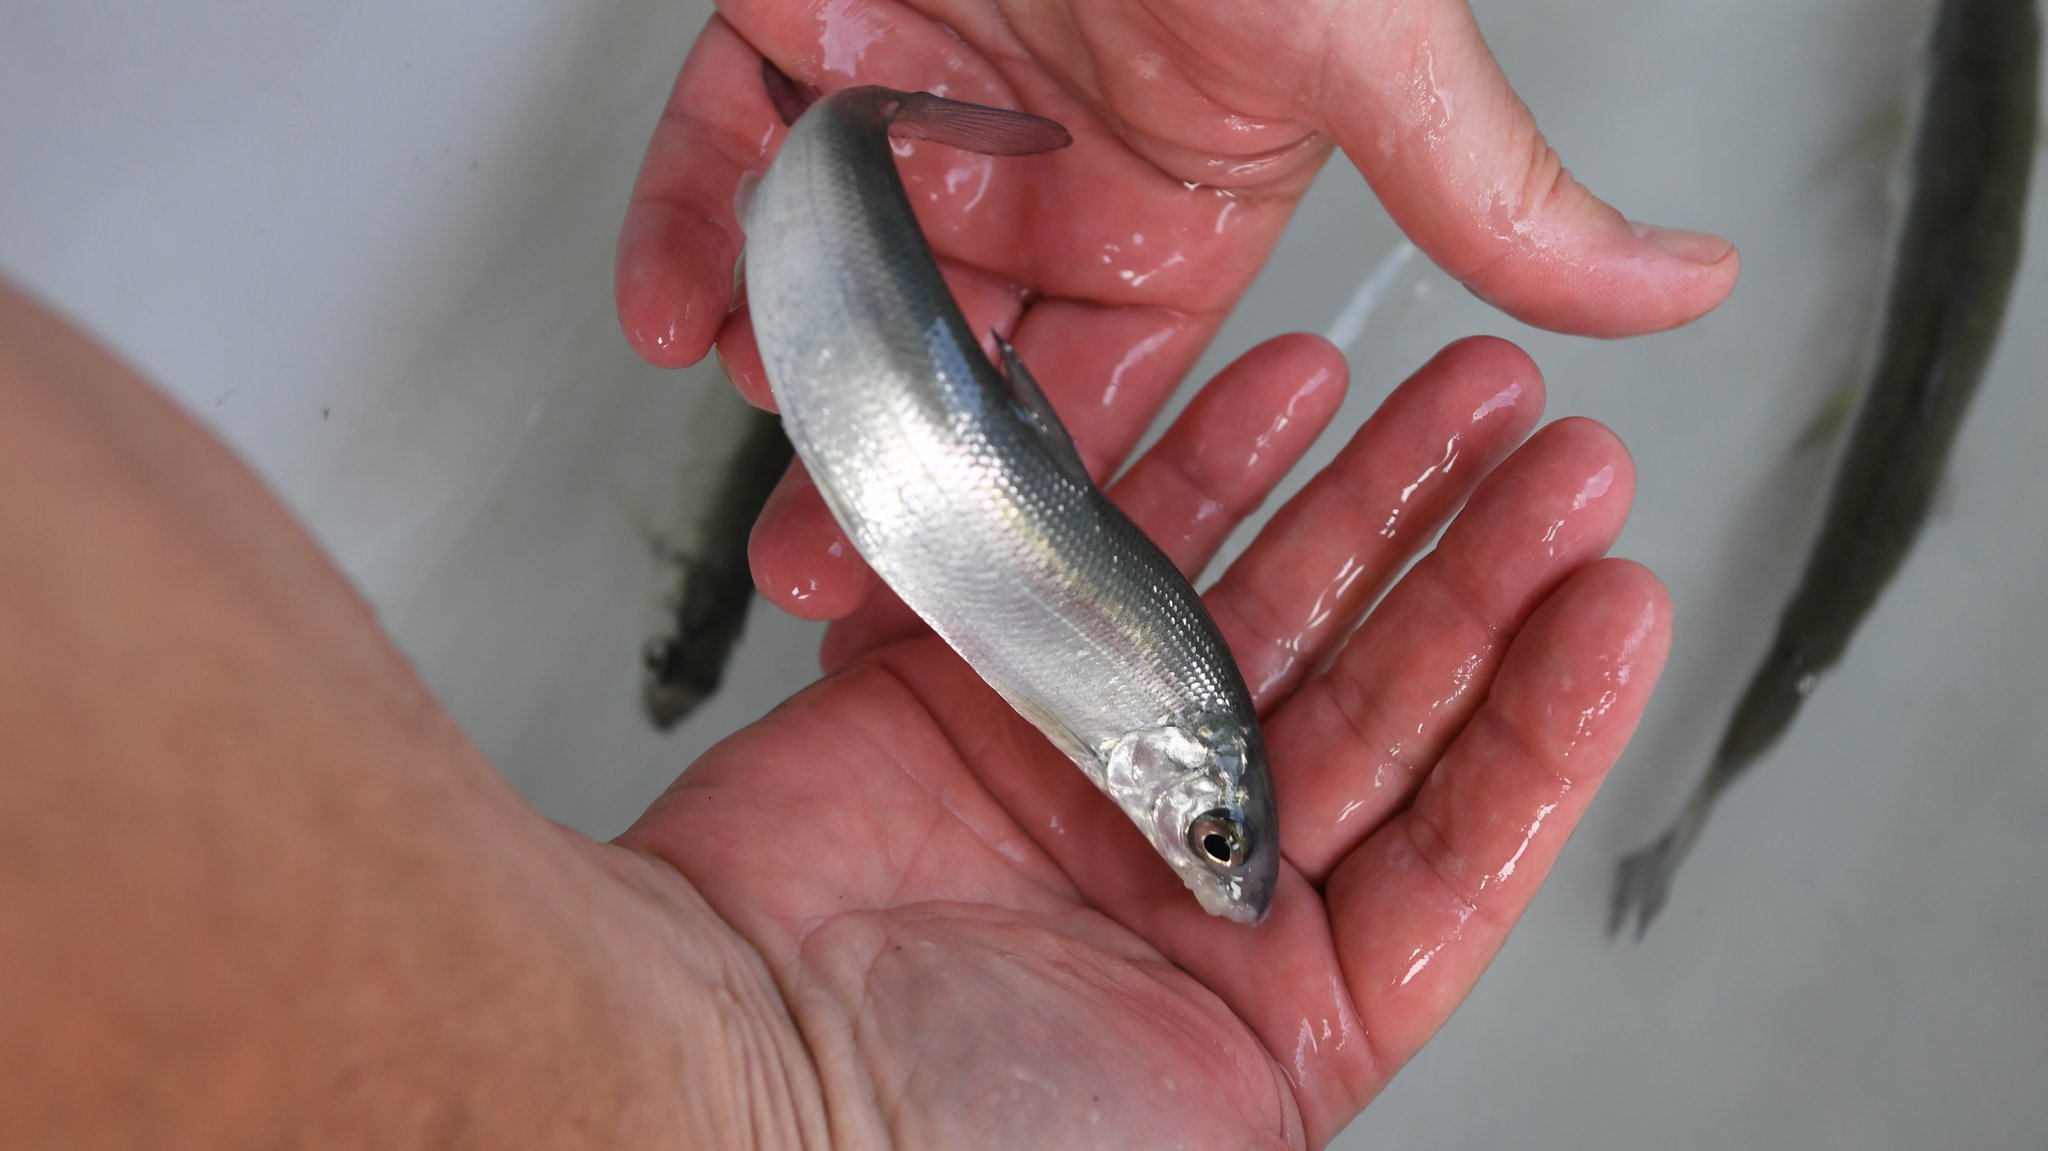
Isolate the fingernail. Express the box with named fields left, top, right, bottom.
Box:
left=1628, top=220, right=1734, bottom=266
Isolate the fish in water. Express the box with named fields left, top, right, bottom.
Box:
left=1611, top=0, right=2040, bottom=938
left=641, top=402, right=794, bottom=729
left=743, top=65, right=1278, bottom=922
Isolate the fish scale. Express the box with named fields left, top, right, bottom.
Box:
left=746, top=83, right=1277, bottom=921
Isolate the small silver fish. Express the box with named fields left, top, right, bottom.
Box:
left=744, top=71, right=1278, bottom=922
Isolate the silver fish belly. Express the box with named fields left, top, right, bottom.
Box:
left=744, top=85, right=1277, bottom=922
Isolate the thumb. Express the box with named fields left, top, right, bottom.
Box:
left=1318, top=1, right=1737, bottom=337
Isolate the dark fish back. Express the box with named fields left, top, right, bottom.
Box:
left=1786, top=0, right=2040, bottom=660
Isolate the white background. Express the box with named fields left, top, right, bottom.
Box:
left=3, top=0, right=2043, bottom=1145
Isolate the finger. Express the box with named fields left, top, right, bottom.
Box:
left=615, top=18, right=781, bottom=368
left=820, top=587, right=923, bottom=673
left=747, top=459, right=873, bottom=621
left=713, top=305, right=772, bottom=410
left=1205, top=337, right=1544, bottom=706
left=819, top=333, right=1346, bottom=668
left=1317, top=2, right=1738, bottom=337
left=1327, top=559, right=1671, bottom=1080
left=1268, top=417, right=1635, bottom=879
left=1106, top=333, right=1347, bottom=574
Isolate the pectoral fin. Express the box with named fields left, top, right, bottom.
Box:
left=995, top=336, right=1093, bottom=486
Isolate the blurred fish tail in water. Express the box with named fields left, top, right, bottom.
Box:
left=1611, top=0, right=2040, bottom=939
left=641, top=404, right=793, bottom=729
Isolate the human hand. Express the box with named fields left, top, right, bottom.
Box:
left=619, top=334, right=1670, bottom=1147
left=613, top=1, right=1734, bottom=640
left=0, top=285, right=1662, bottom=1150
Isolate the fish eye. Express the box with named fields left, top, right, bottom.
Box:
left=1187, top=809, right=1246, bottom=870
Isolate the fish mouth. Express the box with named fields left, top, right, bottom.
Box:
left=1180, top=855, right=1275, bottom=924
left=1236, top=854, right=1279, bottom=924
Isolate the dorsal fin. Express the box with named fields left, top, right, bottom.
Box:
left=995, top=336, right=1092, bottom=486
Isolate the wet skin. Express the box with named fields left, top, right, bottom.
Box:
left=614, top=1, right=1740, bottom=644
left=4, top=276, right=1666, bottom=1148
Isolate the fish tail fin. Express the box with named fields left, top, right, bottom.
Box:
left=1608, top=792, right=1712, bottom=941
left=889, top=92, right=1072, bottom=156
left=1608, top=830, right=1685, bottom=940
left=762, top=60, right=820, bottom=126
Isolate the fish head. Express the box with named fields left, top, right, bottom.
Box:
left=1103, top=715, right=1278, bottom=924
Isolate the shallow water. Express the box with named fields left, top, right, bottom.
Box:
left=2, top=0, right=2043, bottom=1145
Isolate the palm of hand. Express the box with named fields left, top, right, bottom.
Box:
left=620, top=331, right=1668, bottom=1148
left=633, top=643, right=1306, bottom=1148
